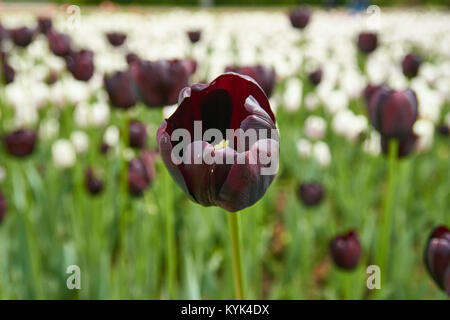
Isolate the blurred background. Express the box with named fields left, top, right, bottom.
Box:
left=0, top=1, right=448, bottom=300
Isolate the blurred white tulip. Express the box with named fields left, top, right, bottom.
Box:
left=70, top=131, right=89, bottom=154
left=313, top=141, right=331, bottom=167
left=52, top=140, right=76, bottom=169
left=304, top=115, right=326, bottom=140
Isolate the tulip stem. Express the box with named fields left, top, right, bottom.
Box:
left=228, top=211, right=245, bottom=300
left=163, top=167, right=177, bottom=299
left=376, top=138, right=398, bottom=299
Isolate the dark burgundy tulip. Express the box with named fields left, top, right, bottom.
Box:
left=129, top=120, right=147, bottom=149
left=106, top=32, right=127, bottom=47
left=126, top=52, right=140, bottom=65
left=368, top=85, right=418, bottom=139
left=66, top=49, right=94, bottom=81
left=437, top=125, right=449, bottom=136
left=130, top=59, right=196, bottom=107
left=47, top=29, right=71, bottom=57
left=381, top=133, right=417, bottom=158
left=0, top=191, right=5, bottom=223
left=225, top=65, right=276, bottom=98
left=308, top=68, right=322, bottom=86
left=128, top=150, right=156, bottom=196
left=402, top=53, right=422, bottom=78
left=1, top=53, right=15, bottom=84
left=104, top=70, right=137, bottom=109
left=85, top=168, right=104, bottom=195
left=357, top=32, right=378, bottom=54
left=157, top=73, right=279, bottom=212
left=289, top=6, right=311, bottom=29
left=10, top=27, right=35, bottom=47
left=3, top=129, right=37, bottom=157
left=37, top=16, right=52, bottom=34
left=424, top=225, right=450, bottom=295
left=330, top=230, right=362, bottom=270
left=187, top=30, right=201, bottom=44
left=297, top=182, right=324, bottom=207
left=100, top=142, right=110, bottom=154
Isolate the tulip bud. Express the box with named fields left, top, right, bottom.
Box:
left=368, top=85, right=418, bottom=139
left=3, top=129, right=37, bottom=157
left=289, top=6, right=311, bottom=29
left=129, top=120, right=147, bottom=149
left=85, top=168, right=104, bottom=195
left=37, top=16, right=52, bottom=34
left=187, top=30, right=201, bottom=44
left=297, top=182, right=324, bottom=207
left=330, top=230, right=362, bottom=270
left=10, top=27, right=35, bottom=47
left=401, top=53, right=422, bottom=78
left=0, top=191, right=6, bottom=223
left=357, top=32, right=378, bottom=54
left=308, top=68, right=322, bottom=86
left=106, top=32, right=127, bottom=47
left=128, top=150, right=156, bottom=196
left=225, top=65, right=276, bottom=98
left=104, top=71, right=137, bottom=109
left=66, top=49, right=94, bottom=81
left=47, top=29, right=72, bottom=57
left=424, top=225, right=450, bottom=295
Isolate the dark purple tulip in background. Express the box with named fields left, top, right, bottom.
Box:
left=289, top=6, right=311, bottom=29
left=187, top=30, right=201, bottom=44
left=66, top=49, right=95, bottom=81
left=37, top=16, right=52, bottom=34
left=130, top=59, right=197, bottom=107
left=106, top=32, right=127, bottom=47
left=85, top=168, right=104, bottom=195
left=402, top=53, right=422, bottom=78
left=297, top=182, right=324, bottom=207
left=308, top=68, right=322, bottom=86
left=368, top=85, right=418, bottom=139
left=129, top=120, right=148, bottom=149
left=424, top=225, right=450, bottom=295
left=47, top=29, right=72, bottom=57
left=128, top=150, right=156, bottom=196
left=330, top=230, right=362, bottom=270
left=357, top=32, right=378, bottom=54
left=10, top=27, right=34, bottom=47
left=104, top=71, right=137, bottom=109
left=3, top=129, right=37, bottom=157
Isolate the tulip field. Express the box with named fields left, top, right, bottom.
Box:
left=0, top=4, right=449, bottom=300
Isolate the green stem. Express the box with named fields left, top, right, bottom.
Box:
left=228, top=211, right=245, bottom=300
left=376, top=138, right=398, bottom=299
left=163, top=168, right=177, bottom=299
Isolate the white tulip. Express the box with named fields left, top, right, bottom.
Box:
left=70, top=131, right=89, bottom=154
left=304, top=115, right=327, bottom=140
left=52, top=140, right=76, bottom=169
